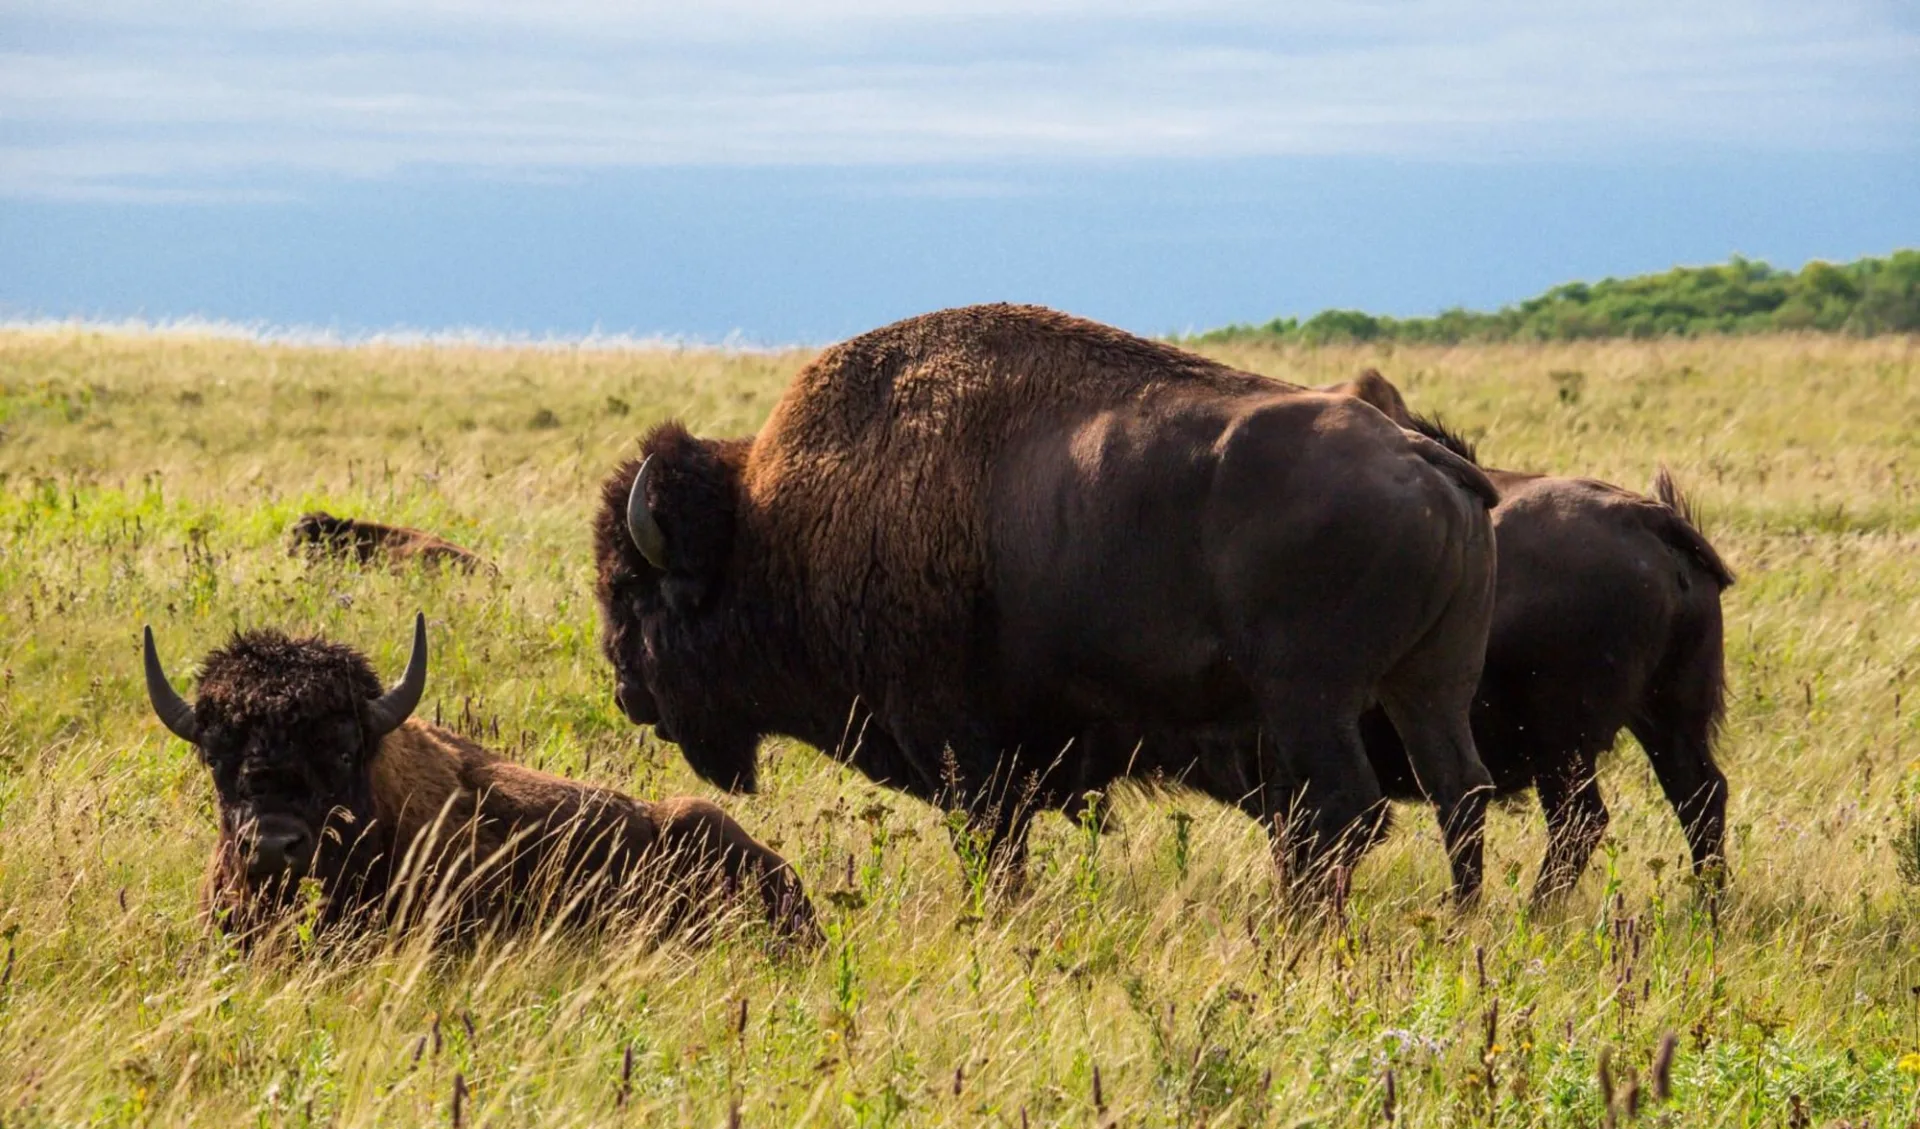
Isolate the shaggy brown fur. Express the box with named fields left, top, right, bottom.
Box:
left=597, top=304, right=1503, bottom=902
left=742, top=309, right=1492, bottom=720
left=177, top=628, right=814, bottom=943
left=289, top=511, right=495, bottom=574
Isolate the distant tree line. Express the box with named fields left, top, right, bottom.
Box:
left=1199, top=250, right=1920, bottom=344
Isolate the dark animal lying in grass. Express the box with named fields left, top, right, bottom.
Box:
left=1077, top=369, right=1734, bottom=899
left=289, top=511, right=495, bottom=574
left=596, top=303, right=1500, bottom=903
left=143, top=614, right=817, bottom=943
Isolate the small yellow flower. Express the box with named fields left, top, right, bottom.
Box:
left=1898, top=1052, right=1920, bottom=1074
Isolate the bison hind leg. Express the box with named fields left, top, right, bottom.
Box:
left=1376, top=659, right=1496, bottom=905
left=1242, top=679, right=1389, bottom=911
left=1627, top=715, right=1730, bottom=883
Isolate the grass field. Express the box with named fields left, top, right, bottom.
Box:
left=2, top=328, right=1918, bottom=1126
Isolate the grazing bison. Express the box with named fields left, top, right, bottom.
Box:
left=143, top=614, right=816, bottom=942
left=595, top=304, right=1500, bottom=902
left=289, top=511, right=495, bottom=574
left=1334, top=370, right=1734, bottom=896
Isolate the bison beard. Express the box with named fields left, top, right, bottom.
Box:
left=595, top=304, right=1501, bottom=905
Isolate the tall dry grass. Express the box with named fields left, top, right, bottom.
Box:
left=1, top=328, right=1917, bottom=1125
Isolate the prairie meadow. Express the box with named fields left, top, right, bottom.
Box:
left=1, top=328, right=1917, bottom=1126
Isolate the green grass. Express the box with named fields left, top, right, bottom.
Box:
left=2, top=328, right=1919, bottom=1126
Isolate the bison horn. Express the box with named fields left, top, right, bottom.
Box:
left=143, top=626, right=200, bottom=744
left=625, top=455, right=669, bottom=572
left=365, top=612, right=429, bottom=737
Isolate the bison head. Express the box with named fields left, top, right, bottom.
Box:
left=594, top=422, right=763, bottom=793
left=144, top=615, right=428, bottom=899
left=288, top=511, right=352, bottom=556
left=1321, top=370, right=1480, bottom=465
left=1319, top=370, right=1413, bottom=427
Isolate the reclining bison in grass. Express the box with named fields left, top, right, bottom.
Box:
left=289, top=511, right=495, bottom=574
left=595, top=304, right=1502, bottom=903
left=143, top=615, right=816, bottom=943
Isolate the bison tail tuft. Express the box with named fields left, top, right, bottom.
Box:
left=1404, top=412, right=1480, bottom=466
left=1651, top=465, right=1694, bottom=524
left=1650, top=466, right=1735, bottom=589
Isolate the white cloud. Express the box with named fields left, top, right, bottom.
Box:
left=3, top=0, right=1916, bottom=198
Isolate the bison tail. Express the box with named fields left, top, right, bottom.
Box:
left=1408, top=433, right=1499, bottom=509
left=1650, top=466, right=1735, bottom=589
left=1651, top=465, right=1697, bottom=524
left=1403, top=411, right=1480, bottom=466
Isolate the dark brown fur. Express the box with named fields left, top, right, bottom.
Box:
left=289, top=511, right=495, bottom=575
left=1336, top=370, right=1734, bottom=894
left=185, top=628, right=815, bottom=943
left=596, top=305, right=1502, bottom=901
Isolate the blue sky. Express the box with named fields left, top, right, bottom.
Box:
left=3, top=1, right=1916, bottom=342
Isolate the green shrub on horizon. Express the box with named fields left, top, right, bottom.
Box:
left=1202, top=249, right=1920, bottom=344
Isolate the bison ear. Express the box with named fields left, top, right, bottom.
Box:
left=634, top=428, right=739, bottom=612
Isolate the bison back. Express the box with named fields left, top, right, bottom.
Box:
left=740, top=305, right=1283, bottom=728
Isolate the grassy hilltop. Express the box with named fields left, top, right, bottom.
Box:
left=1201, top=251, right=1920, bottom=345
left=2, top=330, right=1919, bottom=1126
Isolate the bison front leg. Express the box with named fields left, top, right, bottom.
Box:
left=944, top=791, right=1035, bottom=905
left=922, top=733, right=1042, bottom=903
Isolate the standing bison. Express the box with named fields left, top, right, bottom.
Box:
left=1334, top=370, right=1733, bottom=896
left=595, top=304, right=1500, bottom=902
left=143, top=614, right=816, bottom=942
left=1074, top=371, right=1735, bottom=899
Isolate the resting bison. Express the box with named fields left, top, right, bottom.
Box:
left=595, top=304, right=1500, bottom=901
left=289, top=511, right=495, bottom=574
left=143, top=614, right=816, bottom=942
left=1335, top=370, right=1734, bottom=896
